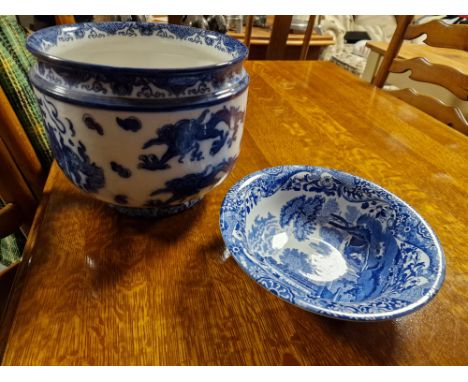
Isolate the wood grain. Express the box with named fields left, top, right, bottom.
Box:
left=388, top=88, right=468, bottom=135
left=405, top=20, right=468, bottom=51
left=0, top=136, right=37, bottom=235
left=230, top=25, right=334, bottom=61
left=0, top=86, right=47, bottom=199
left=390, top=57, right=468, bottom=100
left=370, top=17, right=468, bottom=133
left=366, top=42, right=468, bottom=75
left=0, top=203, right=24, bottom=239
left=0, top=165, right=56, bottom=356
left=2, top=62, right=468, bottom=365
left=265, top=16, right=293, bottom=60
left=229, top=26, right=333, bottom=44
left=54, top=16, right=76, bottom=25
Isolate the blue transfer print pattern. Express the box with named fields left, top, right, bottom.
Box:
left=220, top=166, right=445, bottom=321
left=30, top=22, right=245, bottom=57
left=34, top=61, right=246, bottom=101
left=257, top=278, right=295, bottom=303
left=114, top=194, right=128, bottom=205
left=28, top=22, right=248, bottom=101
left=82, top=113, right=104, bottom=135
left=110, top=161, right=132, bottom=178
left=116, top=117, right=142, bottom=132
left=146, top=156, right=236, bottom=206
left=37, top=95, right=105, bottom=193
left=279, top=248, right=314, bottom=274
left=34, top=94, right=242, bottom=217
left=280, top=195, right=325, bottom=241
left=139, top=106, right=244, bottom=170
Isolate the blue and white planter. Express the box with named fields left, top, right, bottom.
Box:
left=220, top=166, right=446, bottom=321
left=27, top=22, right=249, bottom=217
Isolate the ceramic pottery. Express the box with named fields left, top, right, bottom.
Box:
left=220, top=166, right=445, bottom=321
left=27, top=22, right=249, bottom=217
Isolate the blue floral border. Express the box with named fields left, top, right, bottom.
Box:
left=27, top=22, right=249, bottom=110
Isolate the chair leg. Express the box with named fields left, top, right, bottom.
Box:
left=372, top=15, right=414, bottom=87
left=266, top=16, right=293, bottom=60
left=244, top=16, right=254, bottom=52
left=299, top=16, right=316, bottom=60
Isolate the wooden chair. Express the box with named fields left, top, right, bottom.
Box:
left=0, top=16, right=48, bottom=288
left=0, top=86, right=47, bottom=199
left=0, top=135, right=37, bottom=240
left=0, top=133, right=38, bottom=283
left=373, top=16, right=468, bottom=135
left=0, top=135, right=39, bottom=352
left=0, top=16, right=49, bottom=199
left=244, top=15, right=316, bottom=60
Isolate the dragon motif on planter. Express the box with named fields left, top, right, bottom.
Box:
left=145, top=156, right=236, bottom=206
left=138, top=106, right=244, bottom=170
left=37, top=96, right=105, bottom=192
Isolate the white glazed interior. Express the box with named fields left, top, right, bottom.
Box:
left=47, top=32, right=232, bottom=69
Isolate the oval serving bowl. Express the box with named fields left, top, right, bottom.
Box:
left=27, top=22, right=249, bottom=217
left=220, top=166, right=445, bottom=321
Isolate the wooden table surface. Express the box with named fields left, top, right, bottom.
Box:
left=2, top=62, right=467, bottom=365
left=366, top=41, right=468, bottom=74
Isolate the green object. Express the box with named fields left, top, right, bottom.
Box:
left=0, top=200, right=25, bottom=272
left=0, top=16, right=47, bottom=273
left=0, top=15, right=35, bottom=75
left=0, top=15, right=52, bottom=168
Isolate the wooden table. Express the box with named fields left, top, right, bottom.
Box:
left=228, top=27, right=334, bottom=60
left=2, top=62, right=467, bottom=365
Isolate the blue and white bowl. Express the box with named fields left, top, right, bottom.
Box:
left=220, top=166, right=445, bottom=321
left=27, top=22, right=248, bottom=217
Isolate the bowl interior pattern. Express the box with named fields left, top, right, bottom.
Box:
left=220, top=166, right=445, bottom=320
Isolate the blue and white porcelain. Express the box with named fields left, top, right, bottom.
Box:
left=220, top=166, right=445, bottom=321
left=27, top=22, right=248, bottom=217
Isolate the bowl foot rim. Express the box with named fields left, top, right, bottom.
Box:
left=109, top=198, right=203, bottom=218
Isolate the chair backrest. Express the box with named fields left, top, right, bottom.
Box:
left=244, top=15, right=316, bottom=60
left=373, top=16, right=468, bottom=135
